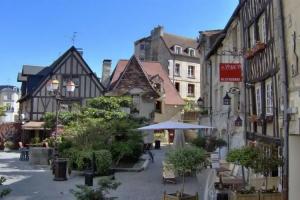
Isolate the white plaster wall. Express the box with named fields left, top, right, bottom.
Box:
left=168, top=59, right=201, bottom=101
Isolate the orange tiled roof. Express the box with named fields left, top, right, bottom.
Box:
left=110, top=58, right=185, bottom=105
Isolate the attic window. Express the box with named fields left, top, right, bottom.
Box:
left=174, top=45, right=182, bottom=54
left=189, top=48, right=195, bottom=57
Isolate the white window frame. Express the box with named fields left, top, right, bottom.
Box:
left=188, top=66, right=195, bottom=78
left=259, top=14, right=267, bottom=43
left=187, top=84, right=195, bottom=96
left=255, top=86, right=262, bottom=115
left=189, top=48, right=195, bottom=57
left=250, top=24, right=256, bottom=47
left=174, top=45, right=182, bottom=54
left=265, top=81, right=273, bottom=115
left=175, top=63, right=180, bottom=76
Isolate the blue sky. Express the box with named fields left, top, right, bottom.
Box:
left=0, top=0, right=238, bottom=87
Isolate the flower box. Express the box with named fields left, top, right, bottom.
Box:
left=266, top=115, right=273, bottom=123
left=259, top=192, right=282, bottom=200
left=244, top=50, right=254, bottom=60
left=234, top=192, right=259, bottom=200
left=163, top=191, right=198, bottom=200
left=253, top=41, right=266, bottom=54
left=248, top=115, right=258, bottom=123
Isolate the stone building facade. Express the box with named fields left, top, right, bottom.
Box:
left=134, top=26, right=201, bottom=102
left=199, top=0, right=300, bottom=199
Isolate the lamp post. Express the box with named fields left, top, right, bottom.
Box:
left=197, top=97, right=212, bottom=136
left=46, top=79, right=75, bottom=141
left=223, top=87, right=241, bottom=151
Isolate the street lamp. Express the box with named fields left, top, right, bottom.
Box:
left=223, top=87, right=241, bottom=150
left=46, top=79, right=75, bottom=140
left=197, top=97, right=212, bottom=136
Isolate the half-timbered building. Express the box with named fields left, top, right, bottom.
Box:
left=17, top=46, right=105, bottom=123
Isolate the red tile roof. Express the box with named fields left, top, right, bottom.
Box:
left=110, top=58, right=185, bottom=105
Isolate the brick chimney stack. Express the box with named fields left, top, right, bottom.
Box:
left=101, top=59, right=111, bottom=88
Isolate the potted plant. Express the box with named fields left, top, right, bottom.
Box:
left=164, top=146, right=206, bottom=200
left=227, top=147, right=260, bottom=200
left=244, top=49, right=254, bottom=60
left=248, top=115, right=258, bottom=123
left=4, top=141, right=14, bottom=152
left=253, top=41, right=266, bottom=54
left=253, top=145, right=282, bottom=200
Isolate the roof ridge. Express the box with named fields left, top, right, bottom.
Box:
left=163, top=32, right=197, bottom=41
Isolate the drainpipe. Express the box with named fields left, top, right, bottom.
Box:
left=274, top=0, right=289, bottom=199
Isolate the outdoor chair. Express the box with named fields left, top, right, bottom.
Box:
left=19, top=142, right=29, bottom=161
left=162, top=161, right=176, bottom=184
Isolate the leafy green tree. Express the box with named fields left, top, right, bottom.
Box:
left=227, top=146, right=259, bottom=187
left=252, top=145, right=282, bottom=190
left=71, top=177, right=120, bottom=200
left=0, top=106, right=6, bottom=117
left=166, top=146, right=206, bottom=195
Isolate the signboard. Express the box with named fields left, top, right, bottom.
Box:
left=220, top=63, right=242, bottom=82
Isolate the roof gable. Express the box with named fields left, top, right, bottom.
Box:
left=109, top=57, right=184, bottom=105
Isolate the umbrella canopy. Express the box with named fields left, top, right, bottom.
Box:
left=138, top=120, right=213, bottom=131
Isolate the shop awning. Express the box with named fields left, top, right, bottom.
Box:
left=22, top=121, right=45, bottom=130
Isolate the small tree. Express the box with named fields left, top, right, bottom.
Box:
left=227, top=146, right=259, bottom=187
left=252, top=145, right=282, bottom=191
left=71, top=177, right=120, bottom=200
left=0, top=106, right=6, bottom=117
left=166, top=146, right=206, bottom=195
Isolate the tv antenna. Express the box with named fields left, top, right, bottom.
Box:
left=71, top=32, right=77, bottom=46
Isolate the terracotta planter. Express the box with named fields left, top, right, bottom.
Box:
left=244, top=50, right=254, bottom=60
left=248, top=115, right=258, bottom=123
left=233, top=192, right=259, bottom=200
left=253, top=42, right=266, bottom=54
left=259, top=192, right=282, bottom=200
left=163, top=191, right=198, bottom=200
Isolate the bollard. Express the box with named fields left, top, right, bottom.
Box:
left=84, top=171, right=93, bottom=186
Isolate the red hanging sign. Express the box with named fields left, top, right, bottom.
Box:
left=219, top=63, right=242, bottom=82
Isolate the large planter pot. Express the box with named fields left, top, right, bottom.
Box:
left=233, top=193, right=259, bottom=200
left=259, top=192, right=282, bottom=200
left=163, top=191, right=198, bottom=200
left=29, top=147, right=52, bottom=165
left=53, top=158, right=68, bottom=181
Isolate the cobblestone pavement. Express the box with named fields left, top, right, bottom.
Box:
left=0, top=146, right=211, bottom=200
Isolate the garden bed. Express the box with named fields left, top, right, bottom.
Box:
left=111, top=158, right=148, bottom=172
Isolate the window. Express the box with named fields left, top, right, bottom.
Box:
left=249, top=24, right=256, bottom=47
left=175, top=63, right=180, bottom=76
left=154, top=83, right=161, bottom=92
left=3, top=95, right=7, bottom=100
left=155, top=101, right=162, bottom=113
left=188, top=84, right=195, bottom=97
left=189, top=48, right=195, bottom=57
left=255, top=87, right=262, bottom=115
left=175, top=46, right=182, bottom=54
left=175, top=82, right=180, bottom=92
left=7, top=94, right=12, bottom=100
left=188, top=66, right=195, bottom=78
left=259, top=14, right=267, bottom=43
left=266, top=81, right=273, bottom=115
left=140, top=44, right=145, bottom=50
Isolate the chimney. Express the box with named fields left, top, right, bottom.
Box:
left=101, top=59, right=112, bottom=88
left=151, top=25, right=164, bottom=38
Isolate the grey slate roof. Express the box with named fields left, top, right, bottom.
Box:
left=22, top=65, right=45, bottom=75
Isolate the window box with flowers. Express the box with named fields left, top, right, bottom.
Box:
left=265, top=115, right=273, bottom=123
left=257, top=115, right=264, bottom=126
left=244, top=49, right=254, bottom=60
left=248, top=115, right=258, bottom=123
left=253, top=41, right=266, bottom=54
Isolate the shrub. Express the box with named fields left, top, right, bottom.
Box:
left=94, top=150, right=112, bottom=175
left=4, top=141, right=14, bottom=149
left=71, top=177, right=120, bottom=200
left=0, top=177, right=11, bottom=198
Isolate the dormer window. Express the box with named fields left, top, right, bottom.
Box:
left=189, top=48, right=195, bottom=57
left=174, top=45, right=182, bottom=54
